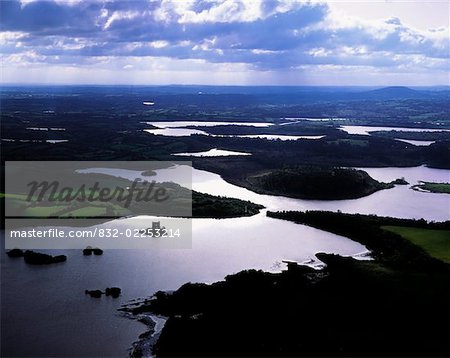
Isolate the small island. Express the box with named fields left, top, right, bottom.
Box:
left=411, top=181, right=450, bottom=194
left=141, top=169, right=157, bottom=177
left=391, top=177, right=409, bottom=185
left=24, top=250, right=67, bottom=265
left=242, top=166, right=394, bottom=200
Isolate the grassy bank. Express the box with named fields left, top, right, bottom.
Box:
left=382, top=225, right=450, bottom=264
left=412, top=181, right=450, bottom=194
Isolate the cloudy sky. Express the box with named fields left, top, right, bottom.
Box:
left=1, top=0, right=449, bottom=85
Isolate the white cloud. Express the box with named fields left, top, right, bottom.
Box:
left=0, top=31, right=26, bottom=45
left=1, top=0, right=448, bottom=85
left=149, top=40, right=169, bottom=49
left=307, top=47, right=331, bottom=57
left=104, top=11, right=140, bottom=30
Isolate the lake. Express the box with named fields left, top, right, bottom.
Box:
left=1, top=165, right=449, bottom=357
left=145, top=121, right=272, bottom=128
left=225, top=134, right=324, bottom=141
left=144, top=128, right=325, bottom=140
left=143, top=120, right=325, bottom=140
left=173, top=148, right=252, bottom=157
left=340, top=125, right=450, bottom=135
left=395, top=138, right=435, bottom=146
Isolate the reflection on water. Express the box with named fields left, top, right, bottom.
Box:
left=281, top=117, right=347, bottom=123
left=2, top=164, right=448, bottom=357
left=143, top=120, right=325, bottom=140
left=228, top=134, right=325, bottom=141
left=192, top=165, right=449, bottom=221
left=143, top=128, right=325, bottom=140
left=340, top=125, right=450, bottom=135
left=144, top=128, right=208, bottom=136
left=395, top=138, right=435, bottom=146
left=146, top=121, right=272, bottom=128
left=1, top=139, right=69, bottom=143
left=174, top=148, right=251, bottom=157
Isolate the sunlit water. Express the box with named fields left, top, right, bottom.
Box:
left=144, top=128, right=325, bottom=140
left=1, top=139, right=69, bottom=143
left=143, top=120, right=325, bottom=140
left=222, top=134, right=325, bottom=141
left=282, top=117, right=347, bottom=122
left=173, top=148, right=252, bottom=157
left=395, top=138, right=435, bottom=146
left=340, top=125, right=450, bottom=135
left=2, top=165, right=449, bottom=356
left=145, top=121, right=272, bottom=128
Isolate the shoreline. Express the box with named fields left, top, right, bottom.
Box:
left=121, top=246, right=374, bottom=356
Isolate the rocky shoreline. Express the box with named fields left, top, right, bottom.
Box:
left=123, top=212, right=449, bottom=357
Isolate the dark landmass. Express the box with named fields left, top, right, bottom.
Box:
left=83, top=247, right=103, bottom=255
left=85, top=289, right=103, bottom=298
left=141, top=169, right=157, bottom=176
left=85, top=287, right=121, bottom=298
left=1, top=177, right=263, bottom=220
left=267, top=211, right=449, bottom=266
left=192, top=191, right=263, bottom=218
left=1, top=87, right=449, bottom=171
left=382, top=226, right=450, bottom=264
left=126, top=212, right=449, bottom=357
left=241, top=166, right=393, bottom=200
left=1, top=86, right=449, bottom=357
left=195, top=123, right=338, bottom=136
left=2, top=85, right=448, bottom=125
left=188, top=136, right=450, bottom=182
left=6, top=248, right=24, bottom=258
left=411, top=181, right=450, bottom=194
left=370, top=130, right=450, bottom=141
left=22, top=250, right=67, bottom=265
left=391, top=178, right=408, bottom=185
left=363, top=86, right=423, bottom=99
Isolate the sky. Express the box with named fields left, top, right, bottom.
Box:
left=0, top=0, right=449, bottom=86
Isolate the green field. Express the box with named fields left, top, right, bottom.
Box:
left=382, top=226, right=450, bottom=264
left=420, top=182, right=450, bottom=194
left=412, top=182, right=450, bottom=194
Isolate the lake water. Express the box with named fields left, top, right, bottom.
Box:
left=190, top=165, right=449, bottom=222
left=1, top=139, right=69, bottom=143
left=144, top=128, right=207, bottom=136
left=340, top=125, right=450, bottom=135
left=144, top=123, right=448, bottom=142
left=173, top=148, right=251, bottom=157
left=26, top=127, right=66, bottom=131
left=143, top=121, right=325, bottom=140
left=231, top=134, right=324, bottom=141
left=281, top=117, right=347, bottom=123
left=144, top=128, right=325, bottom=140
left=146, top=121, right=272, bottom=128
left=144, top=121, right=273, bottom=136
left=395, top=138, right=435, bottom=146
left=2, top=165, right=449, bottom=357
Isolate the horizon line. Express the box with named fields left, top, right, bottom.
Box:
left=1, top=83, right=449, bottom=88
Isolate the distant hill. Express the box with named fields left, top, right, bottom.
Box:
left=362, top=86, right=423, bottom=100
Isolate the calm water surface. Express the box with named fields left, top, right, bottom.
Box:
left=2, top=165, right=448, bottom=356
left=143, top=120, right=325, bottom=140
left=174, top=148, right=251, bottom=157
left=340, top=125, right=450, bottom=135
